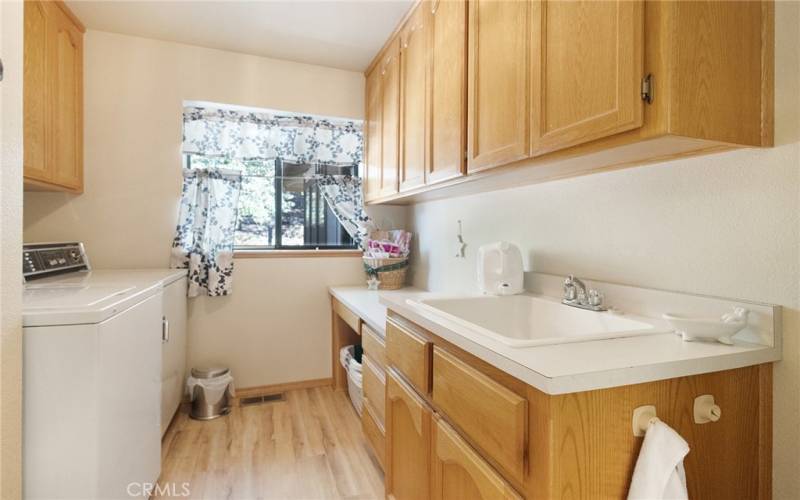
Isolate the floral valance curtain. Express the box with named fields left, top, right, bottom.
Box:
left=182, top=106, right=364, bottom=167
left=174, top=105, right=376, bottom=296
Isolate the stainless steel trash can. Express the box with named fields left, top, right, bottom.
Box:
left=190, top=366, right=232, bottom=420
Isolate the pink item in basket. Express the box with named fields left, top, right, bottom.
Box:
left=366, top=230, right=412, bottom=258
left=368, top=240, right=401, bottom=256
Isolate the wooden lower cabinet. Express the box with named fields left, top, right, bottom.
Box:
left=432, top=346, right=527, bottom=483
left=384, top=312, right=773, bottom=500
left=362, top=324, right=387, bottom=368
left=362, top=399, right=386, bottom=469
left=432, top=417, right=522, bottom=500
left=363, top=355, right=386, bottom=423
left=386, top=368, right=432, bottom=500
left=386, top=319, right=432, bottom=394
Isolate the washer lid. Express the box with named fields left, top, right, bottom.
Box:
left=22, top=269, right=186, bottom=327
left=23, top=282, right=161, bottom=327
left=191, top=366, right=230, bottom=379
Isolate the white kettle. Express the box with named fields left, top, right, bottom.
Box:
left=477, top=241, right=524, bottom=296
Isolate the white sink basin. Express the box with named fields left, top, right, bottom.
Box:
left=408, top=294, right=661, bottom=347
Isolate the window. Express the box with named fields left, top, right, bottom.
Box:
left=184, top=155, right=357, bottom=250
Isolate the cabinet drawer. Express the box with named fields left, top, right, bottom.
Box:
left=362, top=324, right=387, bottom=369
left=363, top=355, right=386, bottom=424
left=386, top=319, right=431, bottom=394
left=362, top=399, right=386, bottom=469
left=333, top=298, right=361, bottom=333
left=432, top=347, right=527, bottom=482
left=432, top=417, right=522, bottom=500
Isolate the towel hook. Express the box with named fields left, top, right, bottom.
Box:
left=693, top=394, right=722, bottom=424
left=632, top=405, right=659, bottom=437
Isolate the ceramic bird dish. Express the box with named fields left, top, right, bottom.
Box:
left=662, top=307, right=749, bottom=345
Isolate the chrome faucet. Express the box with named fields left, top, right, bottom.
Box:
left=562, top=275, right=607, bottom=311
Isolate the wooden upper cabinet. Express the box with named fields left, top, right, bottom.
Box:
left=23, top=0, right=52, bottom=184
left=364, top=65, right=383, bottom=201
left=399, top=3, right=428, bottom=192
left=51, top=5, right=84, bottom=190
left=432, top=417, right=523, bottom=500
left=530, top=0, right=644, bottom=156
left=379, top=38, right=401, bottom=198
left=668, top=0, right=772, bottom=146
left=467, top=0, right=529, bottom=173
left=23, top=0, right=84, bottom=193
left=364, top=0, right=771, bottom=204
left=428, top=0, right=467, bottom=184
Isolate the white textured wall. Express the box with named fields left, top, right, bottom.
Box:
left=23, top=30, right=405, bottom=389
left=410, top=3, right=800, bottom=497
left=1, top=0, right=24, bottom=496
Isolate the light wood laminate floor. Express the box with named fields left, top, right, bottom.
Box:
left=158, top=387, right=384, bottom=499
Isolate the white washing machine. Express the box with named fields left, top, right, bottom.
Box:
left=22, top=243, right=186, bottom=500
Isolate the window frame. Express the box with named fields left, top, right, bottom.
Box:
left=185, top=155, right=360, bottom=253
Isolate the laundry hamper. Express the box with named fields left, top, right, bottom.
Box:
left=363, top=256, right=408, bottom=290
left=340, top=345, right=363, bottom=415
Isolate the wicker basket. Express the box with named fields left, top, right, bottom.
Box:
left=363, top=256, right=408, bottom=290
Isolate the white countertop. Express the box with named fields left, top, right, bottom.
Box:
left=328, top=285, right=421, bottom=336
left=330, top=279, right=780, bottom=395
left=379, top=289, right=780, bottom=395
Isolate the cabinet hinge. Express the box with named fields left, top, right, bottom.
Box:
left=641, top=74, right=653, bottom=104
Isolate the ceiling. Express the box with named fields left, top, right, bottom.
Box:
left=66, top=0, right=413, bottom=71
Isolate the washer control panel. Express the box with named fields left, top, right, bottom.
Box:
left=23, top=242, right=90, bottom=281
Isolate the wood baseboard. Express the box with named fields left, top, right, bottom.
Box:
left=234, top=377, right=333, bottom=401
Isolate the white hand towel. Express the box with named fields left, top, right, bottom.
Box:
left=627, top=419, right=690, bottom=500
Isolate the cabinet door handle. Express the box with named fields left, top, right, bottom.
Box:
left=431, top=0, right=441, bottom=15
left=162, top=316, right=170, bottom=343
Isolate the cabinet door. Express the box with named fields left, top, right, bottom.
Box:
left=428, top=0, right=467, bottom=184
left=432, top=418, right=522, bottom=500
left=364, top=65, right=383, bottom=201
left=432, top=347, right=527, bottom=483
left=51, top=5, right=83, bottom=191
left=530, top=0, right=644, bottom=156
left=467, top=0, right=529, bottom=173
left=161, top=277, right=187, bottom=436
left=386, top=368, right=432, bottom=500
left=399, top=4, right=428, bottom=192
left=23, top=0, right=53, bottom=184
left=379, top=39, right=401, bottom=198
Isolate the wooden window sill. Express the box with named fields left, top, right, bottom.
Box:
left=234, top=249, right=363, bottom=259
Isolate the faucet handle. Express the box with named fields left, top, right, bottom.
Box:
left=587, top=289, right=604, bottom=307
left=563, top=277, right=577, bottom=301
